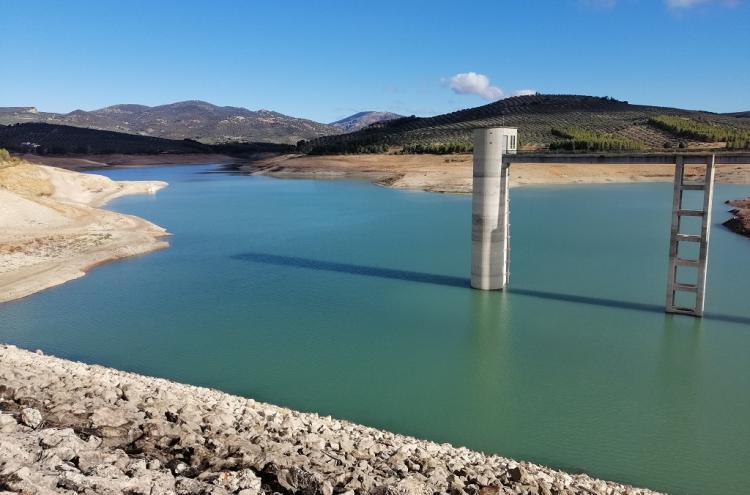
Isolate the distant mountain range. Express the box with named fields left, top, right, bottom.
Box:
left=301, top=95, right=750, bottom=153
left=3, top=96, right=749, bottom=156
left=0, top=101, right=341, bottom=145
left=330, top=111, right=403, bottom=133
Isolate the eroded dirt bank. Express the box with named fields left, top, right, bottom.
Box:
left=0, top=158, right=168, bottom=303
left=0, top=345, right=660, bottom=495
left=19, top=152, right=750, bottom=194
left=241, top=153, right=750, bottom=194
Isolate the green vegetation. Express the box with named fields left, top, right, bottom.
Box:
left=400, top=141, right=473, bottom=154
left=0, top=123, right=295, bottom=156
left=300, top=95, right=750, bottom=154
left=306, top=142, right=389, bottom=155
left=649, top=115, right=750, bottom=149
left=0, top=147, right=17, bottom=169
left=549, top=127, right=642, bottom=151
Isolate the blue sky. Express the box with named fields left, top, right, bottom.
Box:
left=1, top=0, right=748, bottom=122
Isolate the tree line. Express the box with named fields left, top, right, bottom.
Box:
left=549, top=127, right=642, bottom=151
left=400, top=141, right=473, bottom=154
left=649, top=115, right=750, bottom=149
left=304, top=142, right=389, bottom=155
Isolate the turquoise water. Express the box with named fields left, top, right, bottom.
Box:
left=2, top=164, right=750, bottom=494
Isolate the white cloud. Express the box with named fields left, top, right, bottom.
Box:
left=445, top=73, right=536, bottom=101
left=666, top=0, right=738, bottom=7
left=448, top=72, right=504, bottom=101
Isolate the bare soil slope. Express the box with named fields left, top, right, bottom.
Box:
left=0, top=157, right=168, bottom=303
left=243, top=153, right=750, bottom=194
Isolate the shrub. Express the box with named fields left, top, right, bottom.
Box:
left=0, top=148, right=10, bottom=160
left=549, top=127, right=642, bottom=151
left=649, top=115, right=750, bottom=148
left=727, top=138, right=750, bottom=149
left=400, top=141, right=473, bottom=154
left=307, top=142, right=389, bottom=155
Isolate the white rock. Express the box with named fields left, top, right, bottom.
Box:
left=0, top=344, right=664, bottom=495
left=20, top=407, right=42, bottom=428
left=0, top=412, right=18, bottom=432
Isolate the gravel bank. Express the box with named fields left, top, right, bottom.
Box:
left=0, top=344, right=661, bottom=495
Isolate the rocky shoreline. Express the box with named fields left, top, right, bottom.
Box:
left=0, top=344, right=660, bottom=495
left=723, top=198, right=750, bottom=238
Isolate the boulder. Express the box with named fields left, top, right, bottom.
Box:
left=278, top=467, right=333, bottom=495
left=20, top=407, right=42, bottom=428
left=0, top=412, right=18, bottom=433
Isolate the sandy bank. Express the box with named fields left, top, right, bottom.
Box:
left=242, top=154, right=750, bottom=194
left=21, top=152, right=750, bottom=194
left=0, top=344, right=661, bottom=495
left=0, top=158, right=168, bottom=303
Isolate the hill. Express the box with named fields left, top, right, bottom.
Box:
left=0, top=101, right=341, bottom=145
left=300, top=95, right=750, bottom=154
left=0, top=123, right=294, bottom=155
left=330, top=111, right=403, bottom=132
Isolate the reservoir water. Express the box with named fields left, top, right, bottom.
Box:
left=2, top=164, right=749, bottom=495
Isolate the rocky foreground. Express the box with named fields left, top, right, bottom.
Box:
left=0, top=345, right=660, bottom=495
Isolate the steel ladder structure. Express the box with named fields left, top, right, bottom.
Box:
left=477, top=146, right=750, bottom=317
left=665, top=155, right=716, bottom=316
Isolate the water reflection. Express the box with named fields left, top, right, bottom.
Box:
left=468, top=290, right=512, bottom=397
left=231, top=252, right=469, bottom=288
left=232, top=252, right=750, bottom=326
